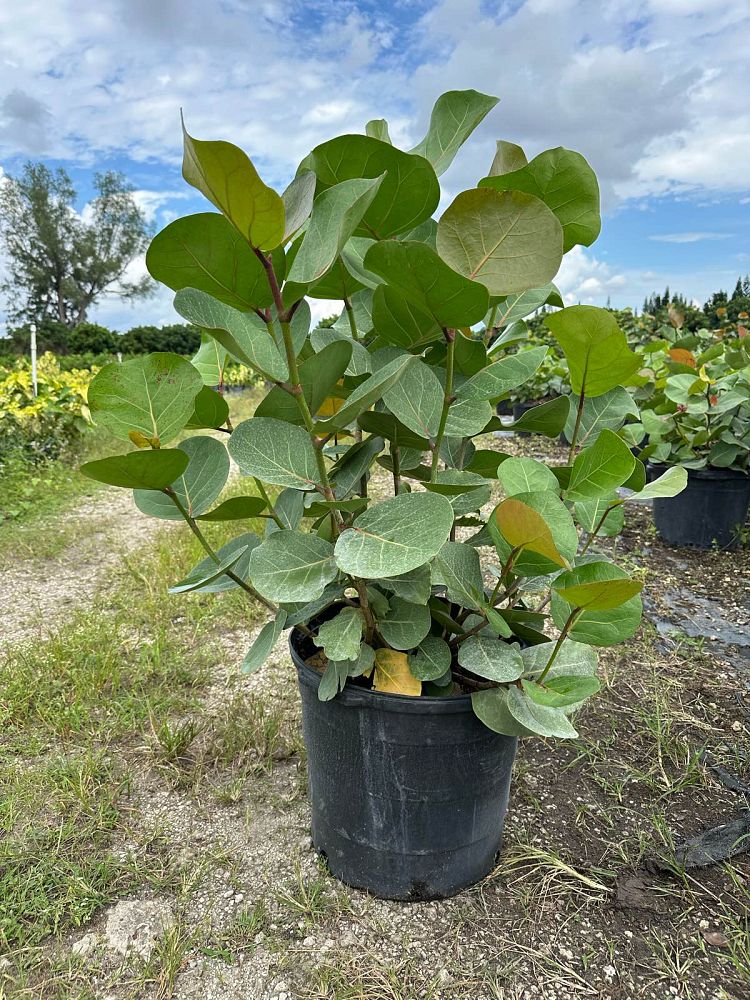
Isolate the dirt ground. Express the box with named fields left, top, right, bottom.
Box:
left=1, top=432, right=749, bottom=1000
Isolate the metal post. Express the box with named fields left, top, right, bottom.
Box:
left=30, top=323, right=38, bottom=397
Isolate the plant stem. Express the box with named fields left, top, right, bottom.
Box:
left=537, top=608, right=582, bottom=684
left=567, top=389, right=586, bottom=464
left=253, top=478, right=285, bottom=529
left=344, top=298, right=360, bottom=341
left=431, top=331, right=456, bottom=480
left=579, top=503, right=621, bottom=555
left=391, top=444, right=401, bottom=495
left=164, top=490, right=276, bottom=614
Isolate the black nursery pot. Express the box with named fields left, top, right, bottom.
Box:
left=290, top=626, right=518, bottom=901
left=650, top=463, right=750, bottom=550
left=512, top=399, right=541, bottom=438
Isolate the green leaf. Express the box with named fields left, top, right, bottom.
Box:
left=520, top=639, right=597, bottom=680
left=256, top=341, right=352, bottom=426
left=490, top=283, right=560, bottom=328
left=504, top=395, right=570, bottom=436
left=310, top=327, right=370, bottom=377
left=248, top=530, right=338, bottom=602
left=521, top=675, right=600, bottom=709
left=431, top=541, right=485, bottom=610
left=174, top=289, right=288, bottom=381
left=346, top=643, right=376, bottom=677
left=287, top=175, right=385, bottom=284
left=331, top=435, right=384, bottom=499
left=410, top=637, right=452, bottom=681
left=134, top=435, right=229, bottom=519
left=505, top=686, right=578, bottom=738
left=430, top=470, right=490, bottom=515
left=169, top=544, right=249, bottom=594
left=458, top=346, right=548, bottom=401
left=472, top=687, right=535, bottom=737
left=551, top=562, right=643, bottom=646
left=624, top=466, right=688, bottom=502
left=318, top=659, right=349, bottom=701
left=271, top=488, right=306, bottom=531
left=484, top=605, right=513, bottom=638
left=458, top=636, right=524, bottom=682
left=382, top=358, right=443, bottom=438
left=365, top=118, right=391, bottom=143
left=436, top=189, right=563, bottom=295
left=364, top=240, right=489, bottom=329
left=300, top=134, right=439, bottom=238
left=228, top=416, right=321, bottom=490
left=544, top=306, right=640, bottom=398
left=282, top=172, right=316, bottom=242
left=146, top=212, right=272, bottom=311
left=371, top=283, right=443, bottom=350
left=378, top=565, right=432, bottom=604
left=480, top=147, right=600, bottom=251
left=334, top=491, right=454, bottom=578
left=409, top=89, right=499, bottom=176
left=182, top=533, right=260, bottom=594
left=496, top=456, right=559, bottom=496
left=357, top=412, right=431, bottom=452
left=313, top=607, right=364, bottom=662
left=488, top=140, right=528, bottom=176
left=80, top=449, right=189, bottom=491
left=554, top=576, right=643, bottom=611
left=196, top=496, right=267, bottom=522
left=565, top=429, right=636, bottom=501
left=563, top=387, right=640, bottom=447
left=315, top=354, right=416, bottom=431
left=378, top=598, right=431, bottom=651
left=191, top=334, right=229, bottom=387
left=444, top=396, right=493, bottom=438
left=182, top=120, right=284, bottom=249
left=186, top=385, right=229, bottom=430
left=242, top=611, right=287, bottom=674
left=574, top=497, right=624, bottom=537
left=87, top=353, right=203, bottom=444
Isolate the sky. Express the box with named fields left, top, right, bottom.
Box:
left=0, top=0, right=749, bottom=331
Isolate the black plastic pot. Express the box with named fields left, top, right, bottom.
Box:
left=291, top=627, right=518, bottom=901
left=650, top=463, right=750, bottom=550
left=496, top=398, right=513, bottom=417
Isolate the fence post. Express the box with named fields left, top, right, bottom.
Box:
left=30, top=323, right=38, bottom=397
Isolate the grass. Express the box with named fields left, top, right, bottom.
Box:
left=0, top=492, right=269, bottom=986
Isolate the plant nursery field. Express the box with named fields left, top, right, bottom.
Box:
left=0, top=393, right=748, bottom=1000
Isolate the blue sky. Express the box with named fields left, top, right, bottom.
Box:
left=0, top=0, right=749, bottom=330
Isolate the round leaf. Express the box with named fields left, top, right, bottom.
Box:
left=134, top=435, right=229, bottom=520
left=248, top=530, right=338, bottom=603
left=458, top=636, right=524, bottom=682
left=437, top=188, right=563, bottom=296
left=228, top=417, right=321, bottom=491
left=551, top=562, right=643, bottom=646
left=334, top=491, right=454, bottom=578
left=410, top=637, right=452, bottom=681
left=378, top=598, right=431, bottom=651
left=146, top=212, right=273, bottom=310
left=87, top=353, right=203, bottom=444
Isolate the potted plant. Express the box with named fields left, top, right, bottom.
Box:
left=81, top=90, right=687, bottom=901
left=638, top=333, right=750, bottom=548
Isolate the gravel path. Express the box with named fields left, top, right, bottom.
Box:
left=0, top=489, right=159, bottom=650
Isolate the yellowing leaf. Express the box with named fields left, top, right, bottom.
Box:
left=493, top=498, right=569, bottom=568
left=668, top=347, right=695, bottom=368
left=373, top=648, right=421, bottom=696
left=698, top=364, right=715, bottom=385
left=128, top=430, right=153, bottom=449
left=316, top=380, right=346, bottom=418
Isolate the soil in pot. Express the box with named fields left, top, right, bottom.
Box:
left=650, top=463, right=750, bottom=550
left=290, top=614, right=518, bottom=902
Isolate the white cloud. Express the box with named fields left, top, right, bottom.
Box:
left=649, top=232, right=732, bottom=244
left=554, top=246, right=627, bottom=306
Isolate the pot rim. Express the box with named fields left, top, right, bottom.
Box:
left=648, top=461, right=750, bottom=481
left=290, top=628, right=478, bottom=715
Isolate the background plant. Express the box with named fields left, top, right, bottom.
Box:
left=81, top=90, right=688, bottom=740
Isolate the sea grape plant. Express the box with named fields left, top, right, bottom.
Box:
left=82, top=90, right=688, bottom=740
left=634, top=321, right=750, bottom=471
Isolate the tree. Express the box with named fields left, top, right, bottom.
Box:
left=0, top=163, right=154, bottom=328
